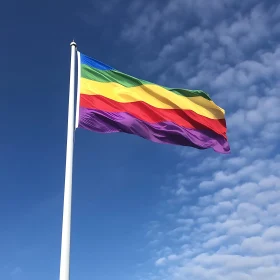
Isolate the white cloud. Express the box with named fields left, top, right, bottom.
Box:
left=144, top=145, right=280, bottom=280
left=203, top=235, right=228, bottom=249
left=241, top=237, right=280, bottom=255
left=155, top=257, right=166, bottom=266
left=263, top=226, right=280, bottom=241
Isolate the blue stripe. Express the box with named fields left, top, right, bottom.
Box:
left=80, top=53, right=114, bottom=71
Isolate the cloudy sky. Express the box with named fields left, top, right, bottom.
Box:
left=1, top=0, right=280, bottom=280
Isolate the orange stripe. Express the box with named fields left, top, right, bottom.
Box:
left=80, top=94, right=227, bottom=139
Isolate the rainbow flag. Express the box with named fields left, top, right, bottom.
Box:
left=76, top=52, right=230, bottom=154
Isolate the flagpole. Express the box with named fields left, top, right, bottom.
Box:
left=59, top=41, right=77, bottom=280
left=75, top=51, right=81, bottom=129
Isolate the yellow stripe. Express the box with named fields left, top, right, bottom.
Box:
left=80, top=78, right=225, bottom=119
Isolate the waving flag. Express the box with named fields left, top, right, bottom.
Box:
left=76, top=52, right=230, bottom=154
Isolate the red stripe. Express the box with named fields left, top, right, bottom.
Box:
left=80, top=94, right=228, bottom=139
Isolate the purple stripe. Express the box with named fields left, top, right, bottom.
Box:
left=78, top=107, right=230, bottom=154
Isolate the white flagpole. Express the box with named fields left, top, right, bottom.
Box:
left=75, top=51, right=81, bottom=129
left=59, top=41, right=77, bottom=280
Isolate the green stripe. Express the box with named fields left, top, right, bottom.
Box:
left=81, top=64, right=212, bottom=101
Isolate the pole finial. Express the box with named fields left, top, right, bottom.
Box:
left=70, top=40, right=77, bottom=47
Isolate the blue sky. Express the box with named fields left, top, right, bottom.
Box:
left=1, top=0, right=280, bottom=279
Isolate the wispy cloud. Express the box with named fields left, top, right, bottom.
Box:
left=11, top=267, right=22, bottom=277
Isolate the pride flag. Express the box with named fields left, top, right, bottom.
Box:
left=76, top=52, right=230, bottom=154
